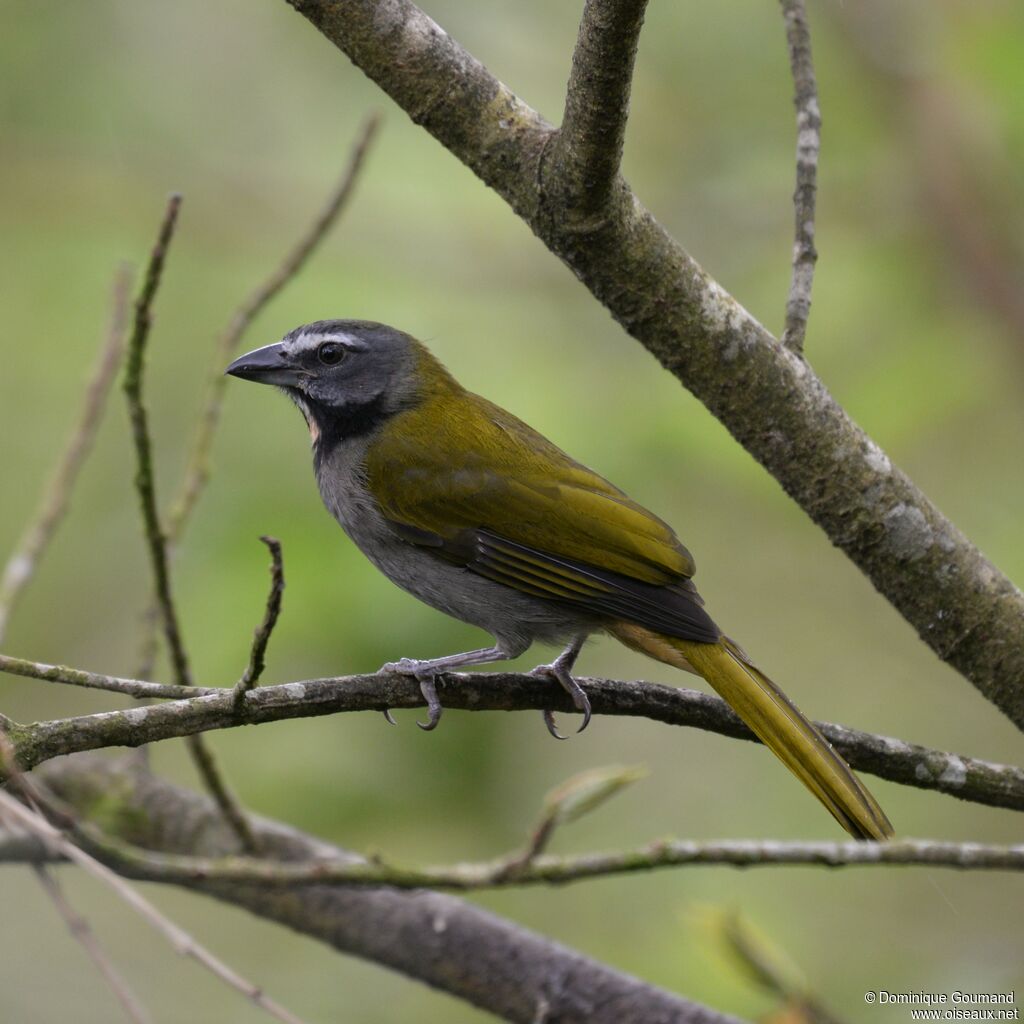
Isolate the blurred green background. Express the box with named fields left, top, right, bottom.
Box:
left=2, top=0, right=1023, bottom=1021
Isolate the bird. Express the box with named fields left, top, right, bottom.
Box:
left=226, top=319, right=894, bottom=841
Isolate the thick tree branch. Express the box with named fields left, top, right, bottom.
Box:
left=552, top=0, right=649, bottom=219
left=33, top=756, right=737, bottom=1024
left=779, top=0, right=820, bottom=353
left=3, top=661, right=1022, bottom=812
left=283, top=0, right=1024, bottom=730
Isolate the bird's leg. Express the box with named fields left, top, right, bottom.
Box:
left=530, top=635, right=590, bottom=739
left=380, top=645, right=513, bottom=731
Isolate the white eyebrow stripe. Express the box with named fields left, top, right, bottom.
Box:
left=291, top=332, right=368, bottom=352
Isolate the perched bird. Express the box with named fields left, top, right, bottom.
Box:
left=227, top=320, right=893, bottom=840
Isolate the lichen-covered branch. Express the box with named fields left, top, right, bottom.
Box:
left=3, top=660, right=1022, bottom=812
left=56, top=826, right=1024, bottom=890
left=33, top=756, right=737, bottom=1024
left=0, top=266, right=132, bottom=644
left=283, top=0, right=1024, bottom=731
left=552, top=0, right=649, bottom=219
left=779, top=0, right=820, bottom=353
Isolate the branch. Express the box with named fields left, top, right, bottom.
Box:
left=233, top=536, right=285, bottom=705
left=0, top=265, right=132, bottom=644
left=133, top=115, right=380, bottom=681
left=122, top=195, right=257, bottom=852
left=0, top=788, right=308, bottom=1024
left=282, top=0, right=1024, bottom=730
left=552, top=0, right=650, bottom=219
left=164, top=113, right=381, bottom=548
left=32, top=755, right=738, bottom=1024
left=58, top=828, right=1024, bottom=891
left=779, top=0, right=820, bottom=353
left=4, top=660, right=1023, bottom=812
left=32, top=863, right=154, bottom=1024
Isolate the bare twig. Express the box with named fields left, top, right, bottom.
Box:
left=3, top=659, right=1023, bottom=812
left=132, top=114, right=380, bottom=682
left=233, top=537, right=285, bottom=707
left=779, top=0, right=820, bottom=353
left=122, top=195, right=188, bottom=685
left=0, top=653, right=215, bottom=698
left=43, top=819, right=1024, bottom=891
left=499, top=765, right=646, bottom=875
left=0, top=790, right=309, bottom=1024
left=554, top=0, right=650, bottom=219
left=121, top=195, right=257, bottom=852
left=32, top=865, right=154, bottom=1024
left=167, top=114, right=380, bottom=545
left=0, top=266, right=133, bottom=644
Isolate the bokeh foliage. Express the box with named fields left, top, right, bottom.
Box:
left=1, top=1, right=1022, bottom=1020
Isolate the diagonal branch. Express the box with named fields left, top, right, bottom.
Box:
left=31, top=864, right=154, bottom=1024
left=552, top=0, right=650, bottom=220
left=30, top=755, right=741, bottom=1024
left=779, top=0, right=820, bottom=353
left=0, top=265, right=132, bottom=644
left=282, top=0, right=1024, bottom=731
left=3, top=658, right=1023, bottom=813
left=0, top=788, right=308, bottom=1024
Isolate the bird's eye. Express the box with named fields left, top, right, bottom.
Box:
left=317, top=341, right=346, bottom=366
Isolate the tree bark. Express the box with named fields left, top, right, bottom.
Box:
left=38, top=755, right=738, bottom=1024
left=282, top=0, right=1024, bottom=731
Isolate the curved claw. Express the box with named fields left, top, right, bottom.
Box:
left=416, top=674, right=443, bottom=732
left=382, top=708, right=398, bottom=726
left=542, top=709, right=569, bottom=741
left=575, top=692, right=592, bottom=734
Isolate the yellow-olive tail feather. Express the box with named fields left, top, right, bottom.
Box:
left=611, top=624, right=894, bottom=841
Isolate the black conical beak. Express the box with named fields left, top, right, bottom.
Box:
left=225, top=343, right=302, bottom=386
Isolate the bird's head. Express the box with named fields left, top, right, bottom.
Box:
left=226, top=319, right=453, bottom=447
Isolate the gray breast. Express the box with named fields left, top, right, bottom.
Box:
left=313, top=438, right=590, bottom=653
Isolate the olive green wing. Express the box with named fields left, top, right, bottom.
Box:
left=365, top=394, right=720, bottom=642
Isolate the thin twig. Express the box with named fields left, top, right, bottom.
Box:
left=0, top=654, right=214, bottom=698
left=0, top=266, right=133, bottom=644
left=233, top=537, right=285, bottom=707
left=132, top=113, right=380, bottom=682
left=779, top=0, right=820, bottom=353
left=554, top=0, right=650, bottom=219
left=0, top=791, right=309, bottom=1024
left=167, top=114, right=380, bottom=546
left=121, top=195, right=257, bottom=853
left=32, top=864, right=154, bottom=1024
left=49, top=823, right=1024, bottom=891
left=4, top=659, right=1024, bottom=812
